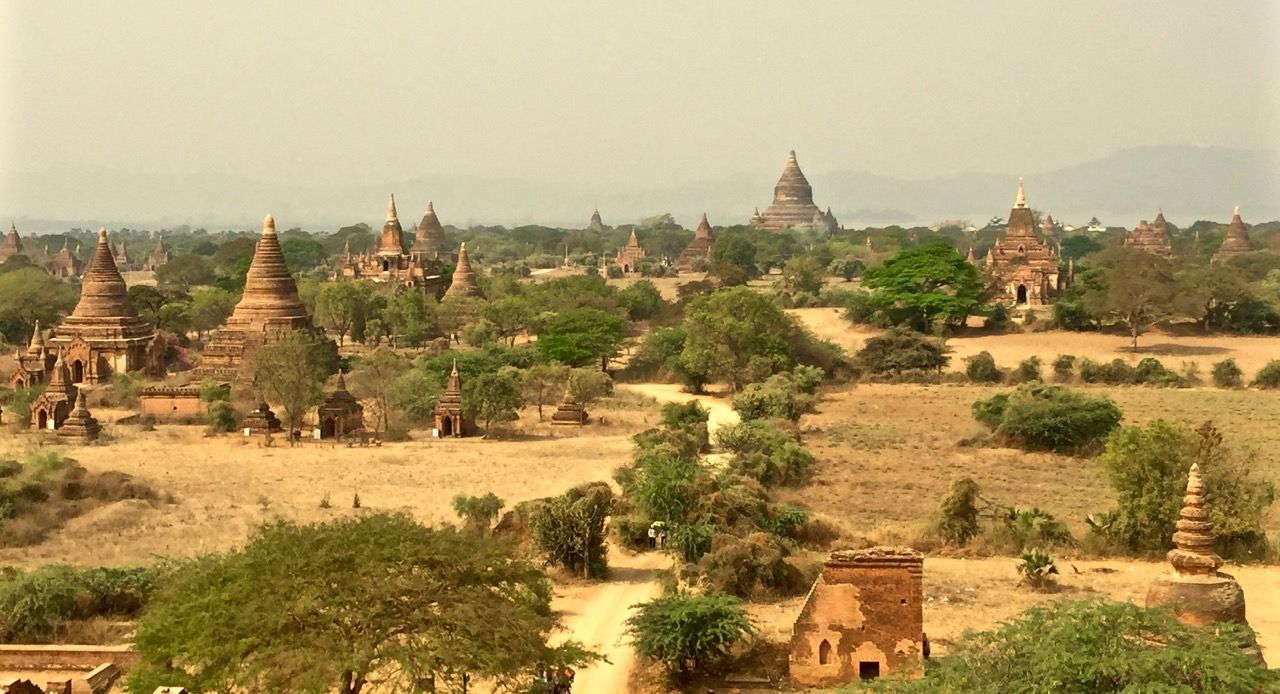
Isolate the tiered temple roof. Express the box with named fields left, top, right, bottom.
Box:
left=433, top=359, right=475, bottom=437
left=677, top=213, right=715, bottom=272
left=57, top=388, right=101, bottom=443
left=378, top=195, right=406, bottom=256
left=443, top=243, right=482, bottom=300
left=985, top=181, right=1061, bottom=306
left=751, top=151, right=838, bottom=233
left=241, top=401, right=283, bottom=435
left=1213, top=207, right=1251, bottom=263
left=1123, top=215, right=1172, bottom=257
left=410, top=201, right=452, bottom=260
left=0, top=222, right=24, bottom=261
left=551, top=387, right=588, bottom=426
left=588, top=208, right=605, bottom=232
left=223, top=215, right=311, bottom=333
left=317, top=370, right=363, bottom=439
left=614, top=229, right=647, bottom=272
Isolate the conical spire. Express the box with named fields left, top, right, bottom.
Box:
left=47, top=350, right=72, bottom=396
left=335, top=368, right=347, bottom=391
left=378, top=194, right=405, bottom=255
left=69, top=228, right=138, bottom=319
left=1167, top=463, right=1224, bottom=576
left=412, top=201, right=449, bottom=256
left=2, top=222, right=22, bottom=255
left=446, top=358, right=461, bottom=394
left=626, top=228, right=640, bottom=247
left=70, top=387, right=88, bottom=416
left=966, top=246, right=976, bottom=264
left=225, top=214, right=310, bottom=330
left=694, top=213, right=713, bottom=239
left=1014, top=179, right=1027, bottom=208
left=26, top=320, right=44, bottom=354
left=444, top=243, right=481, bottom=300
left=386, top=194, right=399, bottom=222
left=1214, top=206, right=1251, bottom=262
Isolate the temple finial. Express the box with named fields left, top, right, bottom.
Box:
left=387, top=194, right=399, bottom=222
left=1167, top=462, right=1223, bottom=576
left=1014, top=178, right=1027, bottom=208
left=98, top=227, right=108, bottom=242
left=1233, top=205, right=1241, bottom=218
left=263, top=214, right=276, bottom=235
left=426, top=200, right=435, bottom=214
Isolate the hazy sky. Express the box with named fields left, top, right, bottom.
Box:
left=3, top=1, right=1278, bottom=223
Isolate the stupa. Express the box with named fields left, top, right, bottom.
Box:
left=433, top=360, right=475, bottom=437
left=30, top=352, right=75, bottom=430
left=377, top=194, right=406, bottom=256
left=677, top=213, right=715, bottom=273
left=409, top=201, right=454, bottom=261
left=443, top=243, right=482, bottom=300
left=48, top=228, right=163, bottom=383
left=751, top=151, right=838, bottom=233
left=316, top=370, right=364, bottom=439
left=339, top=197, right=448, bottom=294
left=0, top=222, right=24, bottom=262
left=614, top=229, right=647, bottom=273
left=1123, top=217, right=1172, bottom=257
left=587, top=208, right=606, bottom=232
left=984, top=181, right=1061, bottom=306
left=1213, top=207, right=1252, bottom=263
left=551, top=388, right=588, bottom=426
left=199, top=215, right=320, bottom=379
left=57, top=388, right=101, bottom=443
left=1146, top=463, right=1264, bottom=665
left=10, top=320, right=55, bottom=388
left=241, top=401, right=283, bottom=436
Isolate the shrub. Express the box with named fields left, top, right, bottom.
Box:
left=731, top=373, right=818, bottom=422
left=1211, top=358, right=1243, bottom=388
left=790, top=365, right=825, bottom=394
left=854, top=328, right=950, bottom=379
left=1134, top=357, right=1185, bottom=387
left=936, top=478, right=981, bottom=546
left=840, top=289, right=875, bottom=325
left=971, top=384, right=1122, bottom=454
left=1251, top=360, right=1280, bottom=389
left=657, top=400, right=710, bottom=452
left=624, top=593, right=755, bottom=680
left=1010, top=356, right=1042, bottom=384
left=529, top=483, right=613, bottom=578
left=0, top=565, right=156, bottom=642
left=964, top=351, right=1002, bottom=383
left=205, top=400, right=238, bottom=434
left=695, top=532, right=802, bottom=598
left=1016, top=548, right=1059, bottom=592
left=992, top=507, right=1073, bottom=551
left=1052, top=355, right=1075, bottom=383
left=452, top=492, right=504, bottom=533
left=715, top=420, right=813, bottom=487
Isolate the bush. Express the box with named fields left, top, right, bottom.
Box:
left=1211, top=358, right=1243, bottom=388
left=731, top=373, right=818, bottom=422
left=840, top=289, right=875, bottom=325
left=854, top=328, right=950, bottom=379
left=992, top=507, right=1072, bottom=551
left=695, top=532, right=802, bottom=598
left=790, top=364, right=825, bottom=394
left=0, top=565, right=157, bottom=642
left=715, top=420, right=813, bottom=487
left=1010, top=356, right=1042, bottom=384
left=936, top=478, right=981, bottom=546
left=1251, top=360, right=1280, bottom=389
left=452, top=492, right=504, bottom=533
left=1052, top=355, right=1075, bottom=383
left=205, top=400, right=238, bottom=434
left=529, top=482, right=613, bottom=578
left=963, top=351, right=1002, bottom=383
left=624, top=593, right=755, bottom=680
left=1134, top=357, right=1185, bottom=387
left=971, top=384, right=1122, bottom=454
left=1016, top=548, right=1059, bottom=591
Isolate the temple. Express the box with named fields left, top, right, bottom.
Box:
left=751, top=151, right=839, bottom=233
left=30, top=352, right=75, bottom=430
left=790, top=547, right=925, bottom=687
left=47, top=228, right=163, bottom=383
left=433, top=360, right=475, bottom=437
left=587, top=208, right=606, bottom=232
left=241, top=401, right=283, bottom=436
left=143, top=234, right=171, bottom=271
left=316, top=371, right=364, bottom=439
left=113, top=240, right=133, bottom=271
left=984, top=181, right=1062, bottom=306
left=10, top=321, right=55, bottom=388
left=677, top=213, right=715, bottom=273
left=199, top=214, right=324, bottom=379
left=1146, top=463, right=1264, bottom=665
left=339, top=196, right=448, bottom=294
left=0, top=223, right=24, bottom=262
left=443, top=243, right=482, bottom=300
left=1213, top=207, right=1251, bottom=263
left=614, top=229, right=647, bottom=273
left=47, top=239, right=83, bottom=278
left=1123, top=214, right=1172, bottom=257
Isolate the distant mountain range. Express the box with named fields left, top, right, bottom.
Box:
left=2, top=145, right=1276, bottom=233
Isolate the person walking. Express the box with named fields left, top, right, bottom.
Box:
left=647, top=524, right=657, bottom=549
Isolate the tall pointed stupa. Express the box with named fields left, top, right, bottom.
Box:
left=677, top=213, right=716, bottom=272
left=751, top=151, right=838, bottom=232
left=984, top=180, right=1061, bottom=306
left=587, top=208, right=606, bottom=232
left=1213, top=207, right=1251, bottom=263
left=410, top=201, right=452, bottom=260
left=377, top=194, right=406, bottom=256
left=48, top=229, right=159, bottom=383
left=0, top=222, right=24, bottom=261
left=443, top=243, right=482, bottom=300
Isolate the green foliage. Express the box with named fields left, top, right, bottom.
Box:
left=1051, top=354, right=1075, bottom=382
left=936, top=478, right=981, bottom=546
left=863, top=243, right=985, bottom=329
left=128, top=514, right=596, bottom=694
left=617, top=279, right=666, bottom=321
left=1212, top=358, right=1244, bottom=388
left=854, top=327, right=950, bottom=379
left=971, top=384, right=1122, bottom=454
left=0, top=565, right=157, bottom=642
left=155, top=254, right=214, bottom=291
left=715, top=420, right=813, bottom=487
left=629, top=452, right=703, bottom=524
left=731, top=373, right=818, bottom=422
left=529, top=483, right=613, bottom=578
left=1010, top=356, right=1042, bottom=384
left=625, top=593, right=755, bottom=679
left=314, top=281, right=372, bottom=346
left=1252, top=359, right=1280, bottom=389
left=840, top=288, right=876, bottom=325
left=536, top=307, right=627, bottom=368
left=1080, top=247, right=1178, bottom=350
left=380, top=289, right=437, bottom=347
left=1096, top=420, right=1274, bottom=559
left=462, top=370, right=525, bottom=436
left=1133, top=357, right=1186, bottom=387
left=862, top=601, right=1275, bottom=693
left=0, top=268, right=79, bottom=345
left=566, top=367, right=611, bottom=406
left=964, top=351, right=1002, bottom=383
left=452, top=492, right=504, bottom=533
left=627, top=326, right=687, bottom=381
left=695, top=531, right=802, bottom=598
left=993, top=507, right=1073, bottom=551
left=205, top=400, right=237, bottom=433
left=520, top=362, right=570, bottom=420
left=252, top=330, right=336, bottom=434
left=1016, top=548, right=1059, bottom=591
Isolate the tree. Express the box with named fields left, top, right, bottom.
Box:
left=937, top=478, right=982, bottom=546
left=314, top=282, right=368, bottom=347
left=535, top=308, right=627, bottom=370
left=127, top=514, right=598, bottom=694
left=437, top=296, right=480, bottom=344
left=347, top=350, right=408, bottom=435
left=709, top=233, right=759, bottom=282
left=869, top=600, right=1274, bottom=693
left=566, top=368, right=611, bottom=408
left=155, top=302, right=192, bottom=336
left=253, top=330, right=335, bottom=440
left=279, top=237, right=328, bottom=272
left=678, top=287, right=804, bottom=391
left=781, top=255, right=825, bottom=295
left=862, top=243, right=984, bottom=329
left=1082, top=247, right=1178, bottom=350
left=1176, top=263, right=1248, bottom=333
left=482, top=295, right=535, bottom=346
left=617, top=280, right=665, bottom=321
left=452, top=492, right=504, bottom=534
left=853, top=327, right=950, bottom=378
left=972, top=384, right=1122, bottom=454
left=521, top=363, right=570, bottom=420
left=624, top=593, right=755, bottom=680
left=828, top=257, right=865, bottom=282
left=154, top=254, right=214, bottom=291
left=529, top=483, right=613, bottom=578
left=462, top=370, right=524, bottom=436
left=0, top=268, right=78, bottom=344
left=188, top=287, right=237, bottom=339
left=731, top=373, right=817, bottom=422
left=381, top=290, right=436, bottom=347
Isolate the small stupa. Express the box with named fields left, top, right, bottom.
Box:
left=1213, top=207, right=1251, bottom=263
left=677, top=213, right=715, bottom=273
left=317, top=370, right=364, bottom=439
left=443, top=243, right=482, bottom=300
left=377, top=194, right=406, bottom=256
left=433, top=359, right=475, bottom=437
left=1146, top=463, right=1264, bottom=664
left=241, top=401, right=283, bottom=436
left=410, top=201, right=452, bottom=260
left=551, top=387, right=588, bottom=426
left=30, top=351, right=76, bottom=430
left=57, top=388, right=101, bottom=443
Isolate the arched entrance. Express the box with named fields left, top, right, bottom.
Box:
left=441, top=417, right=454, bottom=437
left=321, top=418, right=337, bottom=438
left=37, top=409, right=48, bottom=430
left=818, top=639, right=832, bottom=665
left=382, top=259, right=390, bottom=271
left=71, top=360, right=84, bottom=383
left=1016, top=285, right=1028, bottom=304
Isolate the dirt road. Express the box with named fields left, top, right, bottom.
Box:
left=553, top=545, right=670, bottom=692
left=619, top=383, right=739, bottom=436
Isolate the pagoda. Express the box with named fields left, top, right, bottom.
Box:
left=550, top=388, right=588, bottom=426
left=1213, top=207, right=1252, bottom=263
left=199, top=214, right=324, bottom=379
left=677, top=213, right=715, bottom=273
left=614, top=228, right=647, bottom=273
left=47, top=239, right=83, bottom=278
left=0, top=223, right=24, bottom=262
left=48, top=228, right=163, bottom=383
left=1122, top=216, right=1172, bottom=257
left=433, top=360, right=475, bottom=437
left=751, top=151, right=838, bottom=233
left=339, top=196, right=448, bottom=295
left=587, top=208, right=606, bottom=232
left=443, top=243, right=482, bottom=300
left=409, top=201, right=454, bottom=261
left=143, top=234, right=170, bottom=271
left=113, top=240, right=134, bottom=271
left=57, top=388, right=101, bottom=443
left=30, top=352, right=75, bottom=430
left=10, top=320, right=55, bottom=388
left=241, top=401, right=283, bottom=436
left=984, top=181, right=1061, bottom=306
left=316, top=370, right=364, bottom=439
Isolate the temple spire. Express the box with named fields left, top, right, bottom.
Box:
left=263, top=214, right=276, bottom=235
left=1014, top=178, right=1027, bottom=208
left=1167, top=463, right=1223, bottom=576
left=387, top=194, right=399, bottom=222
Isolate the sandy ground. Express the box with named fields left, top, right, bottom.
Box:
left=551, top=544, right=669, bottom=692
left=618, top=382, right=739, bottom=436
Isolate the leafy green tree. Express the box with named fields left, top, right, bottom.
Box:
left=347, top=349, right=407, bottom=435
left=127, top=514, right=597, bottom=694
left=127, top=285, right=167, bottom=326
left=521, top=362, right=570, bottom=420
left=155, top=302, right=193, bottom=336
left=863, top=243, right=984, bottom=329
left=1081, top=247, right=1178, bottom=350
left=828, top=257, right=865, bottom=282
left=436, top=295, right=480, bottom=344
left=155, top=254, right=214, bottom=291
left=380, top=290, right=436, bottom=347
left=212, top=237, right=256, bottom=272
left=781, top=255, right=826, bottom=295
left=679, top=287, right=803, bottom=391
left=482, top=295, right=536, bottom=346
left=1176, top=263, right=1248, bottom=333
left=314, top=282, right=368, bottom=347
left=253, top=330, right=335, bottom=439
left=624, top=593, right=755, bottom=680
left=972, top=384, right=1121, bottom=454
left=0, top=268, right=78, bottom=344
left=536, top=308, right=627, bottom=369
left=529, top=483, right=613, bottom=578
left=279, top=237, right=328, bottom=272
left=617, top=279, right=665, bottom=321
left=854, top=327, right=950, bottom=378
left=566, top=368, right=611, bottom=408
left=188, top=287, right=237, bottom=339
left=1058, top=234, right=1104, bottom=260
left=452, top=492, right=504, bottom=534
left=462, top=370, right=524, bottom=436
left=864, top=600, right=1274, bottom=693
left=714, top=419, right=813, bottom=487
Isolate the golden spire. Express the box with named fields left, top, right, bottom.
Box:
left=1167, top=463, right=1223, bottom=577
left=1014, top=178, right=1027, bottom=208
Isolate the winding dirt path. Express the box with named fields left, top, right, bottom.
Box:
left=619, top=383, right=740, bottom=436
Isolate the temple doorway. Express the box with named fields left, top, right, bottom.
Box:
left=37, top=410, right=47, bottom=430
left=71, top=361, right=84, bottom=383
left=1016, top=285, right=1028, bottom=304
left=818, top=639, right=832, bottom=665
left=321, top=418, right=337, bottom=439
left=859, top=662, right=880, bottom=680
left=382, top=259, right=390, bottom=271
left=441, top=417, right=454, bottom=436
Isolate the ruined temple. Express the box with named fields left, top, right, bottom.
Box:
left=614, top=229, right=647, bottom=273
left=443, top=243, right=482, bottom=300
left=1146, top=462, right=1264, bottom=665
left=433, top=360, right=475, bottom=437
left=1213, top=207, right=1252, bottom=263
left=143, top=234, right=170, bottom=271
left=985, top=181, right=1061, bottom=306
left=200, top=215, right=323, bottom=380
left=1123, top=215, right=1172, bottom=258
left=241, top=401, right=282, bottom=436
left=790, top=547, right=925, bottom=687
left=677, top=213, right=715, bottom=273
left=551, top=388, right=588, bottom=426
left=316, top=371, right=364, bottom=439
left=587, top=208, right=606, bottom=232
left=0, top=222, right=24, bottom=262
left=57, top=388, right=101, bottom=443
left=30, top=352, right=75, bottom=430
left=10, top=320, right=56, bottom=388
left=339, top=196, right=448, bottom=295
left=48, top=229, right=163, bottom=384
left=751, top=151, right=838, bottom=233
